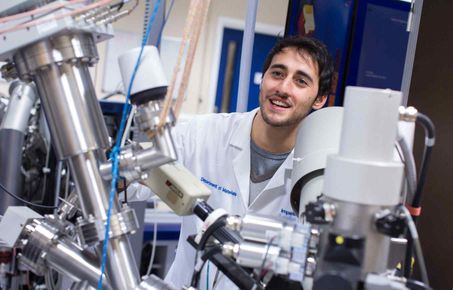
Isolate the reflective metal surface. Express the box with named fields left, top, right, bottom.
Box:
left=154, top=125, right=178, bottom=161
left=68, top=151, right=116, bottom=220
left=13, top=33, right=140, bottom=289
left=13, top=33, right=109, bottom=159
left=1, top=81, right=37, bottom=132
left=100, top=142, right=176, bottom=181
left=70, top=281, right=97, bottom=290
left=327, top=197, right=391, bottom=274
left=69, top=152, right=140, bottom=289
left=241, top=215, right=284, bottom=244
left=134, top=100, right=175, bottom=133
left=46, top=236, right=111, bottom=290
left=18, top=218, right=111, bottom=290
left=13, top=33, right=99, bottom=74
left=235, top=241, right=280, bottom=269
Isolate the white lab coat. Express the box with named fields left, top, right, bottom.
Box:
left=164, top=108, right=297, bottom=290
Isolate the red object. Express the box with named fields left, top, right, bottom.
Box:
left=406, top=204, right=422, bottom=217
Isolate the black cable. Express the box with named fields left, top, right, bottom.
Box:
left=190, top=215, right=226, bottom=280
left=401, top=206, right=430, bottom=286
left=198, top=216, right=227, bottom=251
left=0, top=181, right=57, bottom=210
left=404, top=112, right=435, bottom=278
left=404, top=114, right=434, bottom=276
left=404, top=229, right=415, bottom=278
left=411, top=112, right=435, bottom=210
left=190, top=246, right=222, bottom=288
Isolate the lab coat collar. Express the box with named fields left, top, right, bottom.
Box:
left=248, top=151, right=294, bottom=210
left=230, top=108, right=259, bottom=209
left=267, top=150, right=294, bottom=190
left=229, top=108, right=259, bottom=149
left=230, top=108, right=295, bottom=209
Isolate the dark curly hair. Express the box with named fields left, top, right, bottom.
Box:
left=262, top=36, right=334, bottom=97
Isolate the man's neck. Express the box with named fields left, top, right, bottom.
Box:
left=251, top=110, right=299, bottom=153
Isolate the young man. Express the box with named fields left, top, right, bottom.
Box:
left=165, top=36, right=333, bottom=289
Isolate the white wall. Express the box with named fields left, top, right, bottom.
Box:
left=96, top=0, right=289, bottom=114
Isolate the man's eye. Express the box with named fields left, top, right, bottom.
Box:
left=295, top=78, right=308, bottom=86
left=271, top=71, right=283, bottom=78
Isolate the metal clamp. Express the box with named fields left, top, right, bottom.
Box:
left=76, top=206, right=139, bottom=245
left=107, top=205, right=139, bottom=239
left=76, top=215, right=103, bottom=247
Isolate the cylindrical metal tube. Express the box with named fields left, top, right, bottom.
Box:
left=222, top=241, right=280, bottom=270
left=20, top=218, right=111, bottom=290
left=234, top=241, right=280, bottom=269
left=236, top=0, right=258, bottom=112
left=68, top=151, right=116, bottom=220
left=13, top=33, right=140, bottom=289
left=46, top=237, right=111, bottom=290
left=13, top=33, right=109, bottom=160
left=1, top=81, right=37, bottom=132
left=68, top=152, right=140, bottom=289
left=241, top=215, right=283, bottom=244
left=99, top=145, right=175, bottom=181
left=102, top=237, right=141, bottom=289
left=0, top=81, right=38, bottom=214
left=154, top=125, right=177, bottom=161
left=136, top=147, right=175, bottom=172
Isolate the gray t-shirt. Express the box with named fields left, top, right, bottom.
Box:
left=249, top=139, right=290, bottom=205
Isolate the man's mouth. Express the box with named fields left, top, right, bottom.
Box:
left=270, top=99, right=290, bottom=108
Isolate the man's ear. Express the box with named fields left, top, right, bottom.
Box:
left=312, top=95, right=327, bottom=110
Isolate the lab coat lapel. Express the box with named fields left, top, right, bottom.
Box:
left=266, top=151, right=293, bottom=191
left=249, top=151, right=294, bottom=210
left=230, top=109, right=258, bottom=210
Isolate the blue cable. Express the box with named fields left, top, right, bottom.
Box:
left=97, top=1, right=162, bottom=289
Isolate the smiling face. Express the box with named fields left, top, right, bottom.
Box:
left=259, top=47, right=327, bottom=128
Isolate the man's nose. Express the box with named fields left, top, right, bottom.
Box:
left=276, top=77, right=291, bottom=97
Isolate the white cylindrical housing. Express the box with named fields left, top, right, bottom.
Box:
left=118, top=46, right=168, bottom=96
left=290, top=107, right=343, bottom=214
left=323, top=87, right=404, bottom=206
left=339, top=87, right=401, bottom=161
